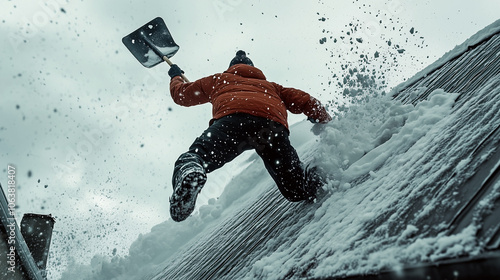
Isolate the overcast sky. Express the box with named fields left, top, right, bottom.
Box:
left=1, top=0, right=499, bottom=277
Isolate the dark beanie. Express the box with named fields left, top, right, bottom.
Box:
left=229, top=50, right=254, bottom=67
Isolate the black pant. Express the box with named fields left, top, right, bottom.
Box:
left=174, top=113, right=311, bottom=201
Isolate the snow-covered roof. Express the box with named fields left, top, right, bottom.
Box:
left=72, top=19, right=500, bottom=280
left=138, top=21, right=500, bottom=280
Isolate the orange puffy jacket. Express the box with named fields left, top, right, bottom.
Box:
left=169, top=64, right=332, bottom=129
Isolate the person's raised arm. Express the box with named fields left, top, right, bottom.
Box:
left=168, top=64, right=210, bottom=106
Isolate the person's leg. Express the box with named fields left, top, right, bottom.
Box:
left=185, top=115, right=252, bottom=173
left=251, top=120, right=315, bottom=202
left=170, top=115, right=252, bottom=221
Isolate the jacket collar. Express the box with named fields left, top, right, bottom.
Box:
left=224, top=64, right=266, bottom=80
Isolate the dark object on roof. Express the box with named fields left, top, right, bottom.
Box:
left=0, top=184, right=55, bottom=280
left=21, top=214, right=56, bottom=273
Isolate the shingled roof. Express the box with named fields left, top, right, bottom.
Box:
left=393, top=31, right=500, bottom=250
left=143, top=23, right=500, bottom=280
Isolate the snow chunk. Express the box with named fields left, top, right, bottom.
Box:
left=315, top=88, right=458, bottom=184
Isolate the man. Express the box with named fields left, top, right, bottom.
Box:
left=168, top=50, right=332, bottom=222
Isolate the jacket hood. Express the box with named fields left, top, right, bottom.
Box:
left=225, top=64, right=266, bottom=80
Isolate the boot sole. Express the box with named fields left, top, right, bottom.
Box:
left=170, top=172, right=207, bottom=222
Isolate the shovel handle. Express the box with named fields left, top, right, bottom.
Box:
left=163, top=56, right=190, bottom=83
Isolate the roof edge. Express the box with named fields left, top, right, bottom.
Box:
left=391, top=18, right=500, bottom=96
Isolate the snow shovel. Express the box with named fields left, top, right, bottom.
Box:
left=122, top=17, right=190, bottom=82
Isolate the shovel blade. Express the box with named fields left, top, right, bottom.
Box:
left=122, top=17, right=179, bottom=68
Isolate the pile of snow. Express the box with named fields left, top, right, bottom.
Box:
left=315, top=89, right=457, bottom=184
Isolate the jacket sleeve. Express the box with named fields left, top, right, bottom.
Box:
left=169, top=76, right=211, bottom=106
left=274, top=83, right=332, bottom=123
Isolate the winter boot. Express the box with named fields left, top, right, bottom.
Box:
left=170, top=161, right=207, bottom=222
left=304, top=165, right=327, bottom=202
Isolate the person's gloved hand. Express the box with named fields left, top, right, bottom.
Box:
left=168, top=64, right=184, bottom=78
left=308, top=117, right=330, bottom=135
left=308, top=117, right=320, bottom=124
left=311, top=123, right=326, bottom=135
